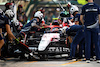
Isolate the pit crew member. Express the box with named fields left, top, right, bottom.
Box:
left=67, top=5, right=85, bottom=61
left=19, top=11, right=47, bottom=40
left=80, top=0, right=100, bottom=63
left=0, top=9, right=16, bottom=61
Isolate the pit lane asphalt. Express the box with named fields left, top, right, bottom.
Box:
left=0, top=57, right=100, bottom=67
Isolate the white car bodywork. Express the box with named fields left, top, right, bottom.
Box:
left=38, top=33, right=60, bottom=51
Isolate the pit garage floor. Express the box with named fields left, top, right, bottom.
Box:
left=0, top=57, right=100, bottom=67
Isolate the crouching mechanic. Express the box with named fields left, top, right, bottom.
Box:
left=19, top=11, right=46, bottom=41
left=66, top=5, right=85, bottom=60
left=0, top=9, right=16, bottom=61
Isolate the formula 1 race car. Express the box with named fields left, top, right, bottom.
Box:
left=37, top=25, right=70, bottom=59
left=23, top=25, right=70, bottom=60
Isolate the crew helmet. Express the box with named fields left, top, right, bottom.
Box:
left=5, top=3, right=13, bottom=10
left=5, top=9, right=14, bottom=19
left=34, top=11, right=43, bottom=19
left=70, top=5, right=79, bottom=15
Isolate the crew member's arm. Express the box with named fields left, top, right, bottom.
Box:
left=31, top=22, right=42, bottom=29
left=6, top=24, right=16, bottom=40
left=35, top=24, right=42, bottom=29
left=80, top=15, right=84, bottom=25
left=80, top=5, right=85, bottom=25
left=0, top=28, right=2, bottom=35
left=99, top=14, right=100, bottom=24
left=41, top=23, right=48, bottom=26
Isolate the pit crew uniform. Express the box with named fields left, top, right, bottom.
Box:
left=0, top=14, right=10, bottom=58
left=81, top=2, right=100, bottom=60
left=0, top=14, right=9, bottom=40
left=20, top=18, right=41, bottom=33
left=19, top=18, right=42, bottom=40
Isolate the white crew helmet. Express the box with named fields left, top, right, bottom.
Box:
left=34, top=11, right=43, bottom=19
left=70, top=5, right=79, bottom=15
left=5, top=9, right=14, bottom=19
